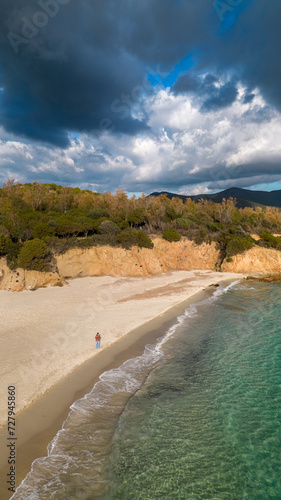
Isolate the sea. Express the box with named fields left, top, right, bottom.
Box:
left=12, top=280, right=281, bottom=499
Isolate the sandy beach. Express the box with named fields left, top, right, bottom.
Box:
left=0, top=270, right=244, bottom=498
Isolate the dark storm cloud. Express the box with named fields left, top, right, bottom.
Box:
left=0, top=0, right=213, bottom=147
left=172, top=72, right=240, bottom=111
left=172, top=74, right=239, bottom=112
left=0, top=0, right=157, bottom=146
left=122, top=157, right=281, bottom=195
left=173, top=2, right=281, bottom=114
left=202, top=1, right=281, bottom=114
left=0, top=0, right=281, bottom=165
left=201, top=80, right=238, bottom=111
left=198, top=160, right=281, bottom=189
left=172, top=73, right=219, bottom=96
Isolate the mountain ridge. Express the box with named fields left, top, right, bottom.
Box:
left=149, top=187, right=281, bottom=209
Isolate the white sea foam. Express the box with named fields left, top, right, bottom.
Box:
left=232, top=284, right=257, bottom=290
left=155, top=281, right=241, bottom=354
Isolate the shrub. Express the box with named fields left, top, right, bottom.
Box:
left=117, top=230, right=136, bottom=249
left=45, top=237, right=76, bottom=254
left=226, top=225, right=239, bottom=235
left=0, top=236, right=22, bottom=270
left=76, top=237, right=95, bottom=249
left=190, top=229, right=211, bottom=246
left=206, top=222, right=222, bottom=232
left=162, top=229, right=181, bottom=242
left=225, top=236, right=254, bottom=257
left=261, top=218, right=273, bottom=229
left=115, top=218, right=130, bottom=230
left=165, top=207, right=181, bottom=221
left=33, top=222, right=55, bottom=239
left=48, top=219, right=59, bottom=230
left=88, top=208, right=110, bottom=220
left=135, top=231, right=154, bottom=249
left=0, top=234, right=13, bottom=256
left=6, top=242, right=22, bottom=270
left=170, top=218, right=189, bottom=230
left=98, top=220, right=121, bottom=235
left=260, top=233, right=281, bottom=249
left=92, top=234, right=119, bottom=247
left=117, top=229, right=154, bottom=249
left=18, top=238, right=51, bottom=271
left=0, top=233, right=22, bottom=269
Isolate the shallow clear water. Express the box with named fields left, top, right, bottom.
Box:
left=13, top=281, right=281, bottom=499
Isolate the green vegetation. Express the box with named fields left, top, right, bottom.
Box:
left=225, top=236, right=254, bottom=258
left=1, top=180, right=281, bottom=271
left=162, top=229, right=181, bottom=242
left=260, top=233, right=281, bottom=249
left=18, top=239, right=52, bottom=271
left=117, top=229, right=153, bottom=249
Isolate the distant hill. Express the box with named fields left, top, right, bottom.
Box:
left=149, top=187, right=281, bottom=209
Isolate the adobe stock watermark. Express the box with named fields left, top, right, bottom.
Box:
left=7, top=0, right=71, bottom=54
left=214, top=0, right=245, bottom=22
left=98, top=66, right=170, bottom=134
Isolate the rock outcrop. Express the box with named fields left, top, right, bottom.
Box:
left=246, top=274, right=281, bottom=283
left=0, top=257, right=65, bottom=292
left=221, top=246, right=281, bottom=274
left=55, top=238, right=219, bottom=278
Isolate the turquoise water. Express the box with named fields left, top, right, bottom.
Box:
left=104, top=282, right=281, bottom=500
left=13, top=281, right=281, bottom=499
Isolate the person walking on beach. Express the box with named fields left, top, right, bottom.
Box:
left=95, top=332, right=101, bottom=349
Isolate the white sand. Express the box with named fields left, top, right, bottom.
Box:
left=0, top=270, right=244, bottom=426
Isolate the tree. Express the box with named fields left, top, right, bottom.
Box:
left=127, top=209, right=147, bottom=228
left=22, top=183, right=46, bottom=211
left=56, top=216, right=81, bottom=237
left=0, top=234, right=12, bottom=255
left=33, top=223, right=55, bottom=239
left=57, top=187, right=74, bottom=213
left=98, top=220, right=121, bottom=235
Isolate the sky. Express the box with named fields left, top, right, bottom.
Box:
left=0, top=0, right=281, bottom=196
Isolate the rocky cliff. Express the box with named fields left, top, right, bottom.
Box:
left=55, top=238, right=219, bottom=278
left=0, top=257, right=65, bottom=292
left=1, top=238, right=281, bottom=291
left=221, top=246, right=281, bottom=273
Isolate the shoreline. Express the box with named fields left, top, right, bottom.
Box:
left=0, top=271, right=244, bottom=499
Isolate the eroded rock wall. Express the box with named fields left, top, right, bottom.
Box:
left=221, top=246, right=281, bottom=273
left=0, top=258, right=65, bottom=292
left=55, top=238, right=219, bottom=278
